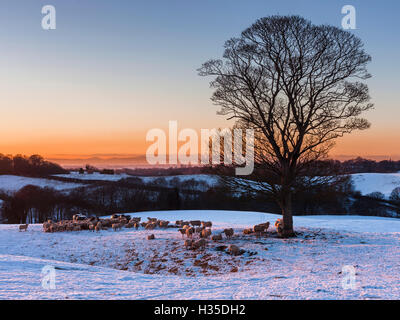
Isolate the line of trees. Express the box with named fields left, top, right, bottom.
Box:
left=338, top=157, right=400, bottom=174
left=0, top=154, right=66, bottom=176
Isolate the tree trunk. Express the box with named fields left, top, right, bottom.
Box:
left=280, top=191, right=295, bottom=238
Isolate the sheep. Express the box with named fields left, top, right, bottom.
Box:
left=190, top=220, right=201, bottom=227
left=275, top=219, right=283, bottom=235
left=211, top=234, right=223, bottom=241
left=243, top=228, right=253, bottom=235
left=129, top=217, right=141, bottom=224
left=110, top=218, right=120, bottom=225
left=184, top=239, right=193, bottom=249
left=19, top=224, right=29, bottom=232
left=101, top=219, right=112, bottom=228
left=73, top=214, right=86, bottom=221
left=118, top=216, right=129, bottom=225
left=178, top=228, right=186, bottom=239
left=201, top=221, right=212, bottom=228
left=81, top=222, right=90, bottom=230
left=195, top=226, right=204, bottom=234
left=200, top=228, right=212, bottom=239
left=120, top=214, right=131, bottom=221
left=192, top=239, right=207, bottom=250
left=253, top=224, right=265, bottom=236
left=145, top=222, right=156, bottom=230
left=125, top=222, right=134, bottom=229
left=88, top=224, right=95, bottom=232
left=223, top=228, right=234, bottom=239
left=259, top=222, right=270, bottom=230
left=43, top=222, right=51, bottom=232
left=185, top=227, right=194, bottom=239
left=159, top=220, right=170, bottom=228
left=88, top=216, right=99, bottom=223
left=147, top=234, right=155, bottom=240
left=228, top=244, right=241, bottom=256
left=112, top=223, right=122, bottom=231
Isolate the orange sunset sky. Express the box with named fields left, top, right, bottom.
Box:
left=0, top=1, right=399, bottom=163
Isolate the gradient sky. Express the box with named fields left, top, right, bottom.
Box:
left=0, top=0, right=399, bottom=159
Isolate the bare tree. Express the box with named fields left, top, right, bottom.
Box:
left=198, top=16, right=373, bottom=237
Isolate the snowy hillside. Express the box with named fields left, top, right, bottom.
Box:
left=351, top=173, right=400, bottom=198
left=140, top=172, right=400, bottom=198
left=0, top=210, right=399, bottom=300
left=0, top=175, right=82, bottom=193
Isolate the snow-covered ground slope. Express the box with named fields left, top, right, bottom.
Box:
left=0, top=175, right=82, bottom=193
left=351, top=173, right=400, bottom=197
left=0, top=210, right=399, bottom=300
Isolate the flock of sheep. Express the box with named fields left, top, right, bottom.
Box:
left=38, top=213, right=284, bottom=257
left=42, top=214, right=155, bottom=233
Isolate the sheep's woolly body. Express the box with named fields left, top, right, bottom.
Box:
left=223, top=228, right=234, bottom=239
left=190, top=220, right=201, bottom=227
left=200, top=228, right=212, bottom=239
left=19, top=224, right=29, bottom=232
left=211, top=234, right=222, bottom=241
left=184, top=239, right=193, bottom=249
left=192, top=239, right=207, bottom=250
left=202, top=221, right=212, bottom=228
left=243, top=228, right=253, bottom=235
left=185, top=227, right=194, bottom=239
left=228, top=244, right=241, bottom=256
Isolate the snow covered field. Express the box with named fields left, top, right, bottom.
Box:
left=0, top=175, right=82, bottom=193
left=0, top=210, right=399, bottom=300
